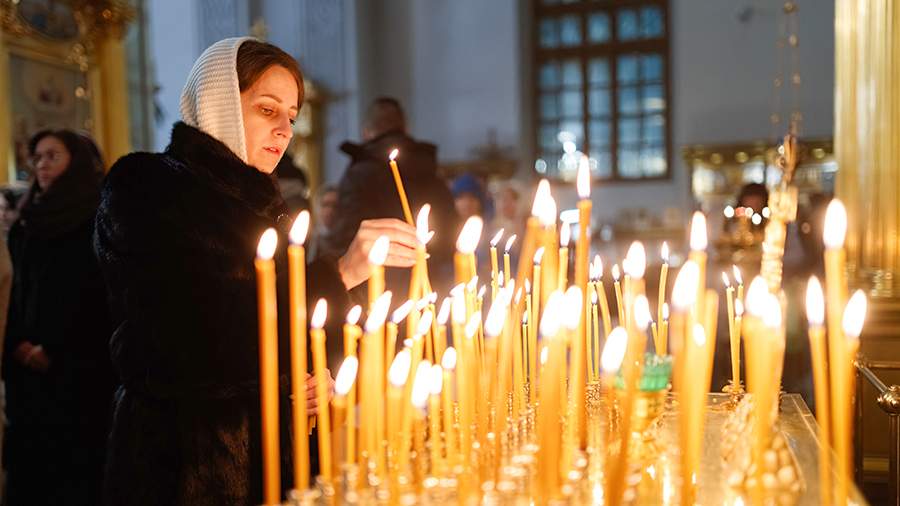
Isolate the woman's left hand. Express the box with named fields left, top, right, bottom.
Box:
left=305, top=370, right=334, bottom=414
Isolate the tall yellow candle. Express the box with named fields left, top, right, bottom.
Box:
left=660, top=303, right=669, bottom=356
left=589, top=289, right=600, bottom=380
left=427, top=364, right=444, bottom=475
left=440, top=348, right=458, bottom=468
left=504, top=235, right=516, bottom=290
left=407, top=362, right=432, bottom=480
left=490, top=228, right=504, bottom=301
left=612, top=264, right=625, bottom=326
left=333, top=356, right=359, bottom=472
left=732, top=264, right=744, bottom=302
left=532, top=180, right=558, bottom=309
left=560, top=287, right=584, bottom=473
left=455, top=216, right=483, bottom=287
left=255, top=229, right=281, bottom=505
left=362, top=292, right=392, bottom=476
left=837, top=290, right=867, bottom=503
left=287, top=212, right=311, bottom=491
left=535, top=291, right=565, bottom=501
left=557, top=222, right=570, bottom=290
left=823, top=200, right=848, bottom=449
left=387, top=350, right=412, bottom=473
left=658, top=242, right=669, bottom=329
left=413, top=204, right=435, bottom=301
left=388, top=148, right=414, bottom=225
left=310, top=300, right=333, bottom=483
left=389, top=300, right=414, bottom=366
left=593, top=255, right=613, bottom=339
left=688, top=212, right=708, bottom=333
left=722, top=272, right=739, bottom=388
left=342, top=305, right=362, bottom=474
left=599, top=327, right=627, bottom=482
left=680, top=324, right=713, bottom=506
left=806, top=277, right=832, bottom=506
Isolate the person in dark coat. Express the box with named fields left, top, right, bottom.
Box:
left=327, top=97, right=460, bottom=298
left=94, top=38, right=418, bottom=506
left=2, top=129, right=114, bottom=506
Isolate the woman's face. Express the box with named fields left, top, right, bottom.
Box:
left=240, top=65, right=299, bottom=174
left=32, top=136, right=71, bottom=191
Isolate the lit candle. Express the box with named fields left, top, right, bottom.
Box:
left=407, top=361, right=432, bottom=479
left=440, top=348, right=458, bottom=468
left=485, top=283, right=514, bottom=439
left=536, top=292, right=565, bottom=501
left=806, top=276, right=832, bottom=506
left=388, top=148, right=414, bottom=225
left=660, top=303, right=669, bottom=356
left=455, top=216, right=483, bottom=286
left=501, top=234, right=515, bottom=289
left=837, top=290, right=867, bottom=503
left=612, top=264, right=625, bottom=326
left=589, top=289, right=600, bottom=380
left=561, top=286, right=585, bottom=471
left=689, top=212, right=709, bottom=332
left=363, top=291, right=392, bottom=477
left=310, top=299, right=333, bottom=483
left=823, top=200, right=848, bottom=452
left=255, top=229, right=281, bottom=504
left=658, top=241, right=669, bottom=329
left=413, top=204, right=435, bottom=301
left=342, top=305, right=362, bottom=472
left=531, top=248, right=545, bottom=403
left=669, top=261, right=700, bottom=391
left=389, top=300, right=414, bottom=367
left=368, top=235, right=390, bottom=309
left=490, top=228, right=504, bottom=301
left=287, top=212, right=311, bottom=491
left=592, top=255, right=613, bottom=338
left=387, top=349, right=412, bottom=474
left=732, top=264, right=744, bottom=302
left=435, top=298, right=451, bottom=368
left=558, top=220, right=570, bottom=290
left=427, top=364, right=444, bottom=475
left=722, top=272, right=739, bottom=388
left=680, top=324, right=714, bottom=506
left=333, top=356, right=359, bottom=471
left=533, top=180, right=559, bottom=309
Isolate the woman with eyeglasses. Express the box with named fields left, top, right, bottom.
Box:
left=2, top=129, right=115, bottom=506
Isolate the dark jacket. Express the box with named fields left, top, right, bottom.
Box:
left=95, top=122, right=349, bottom=506
left=328, top=131, right=459, bottom=297
left=2, top=136, right=114, bottom=506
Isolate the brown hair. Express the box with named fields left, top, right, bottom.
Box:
left=236, top=40, right=304, bottom=106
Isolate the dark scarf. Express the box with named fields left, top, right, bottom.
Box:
left=19, top=135, right=103, bottom=240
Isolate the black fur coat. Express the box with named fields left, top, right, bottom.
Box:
left=95, top=122, right=349, bottom=505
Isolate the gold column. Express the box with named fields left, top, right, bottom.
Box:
left=96, top=37, right=132, bottom=166
left=835, top=0, right=900, bottom=297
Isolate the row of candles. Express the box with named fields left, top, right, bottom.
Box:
left=254, top=152, right=866, bottom=504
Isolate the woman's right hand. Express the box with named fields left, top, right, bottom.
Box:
left=337, top=218, right=419, bottom=289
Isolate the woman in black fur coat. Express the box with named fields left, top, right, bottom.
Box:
left=3, top=129, right=114, bottom=506
left=95, top=38, right=419, bottom=505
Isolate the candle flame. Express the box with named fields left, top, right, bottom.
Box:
left=734, top=298, right=744, bottom=317
left=441, top=347, right=457, bottom=370
left=389, top=148, right=399, bottom=161
left=498, top=271, right=505, bottom=288
left=661, top=241, right=669, bottom=262
left=534, top=246, right=546, bottom=265
left=634, top=295, right=651, bottom=330
left=525, top=278, right=531, bottom=294
left=842, top=289, right=867, bottom=340
left=416, top=297, right=431, bottom=312
left=388, top=349, right=412, bottom=387
left=346, top=305, right=362, bottom=325
left=671, top=261, right=700, bottom=310
left=456, top=216, right=484, bottom=254
left=311, top=299, right=327, bottom=329
left=539, top=291, right=564, bottom=338
left=484, top=297, right=508, bottom=338
left=368, top=235, right=390, bottom=266
left=592, top=255, right=603, bottom=280
left=540, top=345, right=549, bottom=366
left=560, top=221, right=571, bottom=247
left=805, top=276, right=825, bottom=327
left=426, top=291, right=438, bottom=304
left=662, top=302, right=670, bottom=320
left=467, top=276, right=479, bottom=292
left=612, top=264, right=621, bottom=281
left=416, top=310, right=434, bottom=337
left=577, top=155, right=591, bottom=199
left=562, top=286, right=583, bottom=330
left=624, top=241, right=646, bottom=279
left=391, top=300, right=414, bottom=324
left=437, top=297, right=451, bottom=325
left=692, top=324, right=706, bottom=346
left=477, top=285, right=487, bottom=299
left=334, top=356, right=359, bottom=396
left=732, top=265, right=743, bottom=286
left=824, top=199, right=848, bottom=249
left=365, top=291, right=393, bottom=333
left=416, top=204, right=432, bottom=245
left=451, top=291, right=467, bottom=324
left=591, top=290, right=598, bottom=304
left=490, top=228, right=504, bottom=248
left=532, top=180, right=557, bottom=226
left=428, top=364, right=444, bottom=395
left=505, top=234, right=517, bottom=253
left=722, top=272, right=731, bottom=288
left=289, top=210, right=310, bottom=245
left=256, top=228, right=278, bottom=259
left=745, top=277, right=769, bottom=317
left=601, top=327, right=628, bottom=373
left=465, top=312, right=481, bottom=339
left=690, top=212, right=708, bottom=251
left=762, top=293, right=782, bottom=328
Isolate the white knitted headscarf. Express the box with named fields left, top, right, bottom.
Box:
left=180, top=37, right=255, bottom=163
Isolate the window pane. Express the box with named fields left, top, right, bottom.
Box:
left=617, top=55, right=640, bottom=84
left=540, top=124, right=559, bottom=151
left=641, top=145, right=667, bottom=176
left=540, top=93, right=559, bottom=119
left=619, top=118, right=640, bottom=144
left=618, top=148, right=641, bottom=178
left=641, top=54, right=663, bottom=82
left=539, top=62, right=560, bottom=89
left=643, top=114, right=665, bottom=144
left=640, top=6, right=664, bottom=38
left=588, top=13, right=611, bottom=43
left=642, top=84, right=665, bottom=112
left=617, top=9, right=639, bottom=41
left=589, top=150, right=613, bottom=178
left=559, top=15, right=582, bottom=46
left=617, top=87, right=640, bottom=114
left=560, top=91, right=583, bottom=117
left=588, top=58, right=610, bottom=86
left=539, top=19, right=558, bottom=48
left=589, top=119, right=611, bottom=147
left=588, top=89, right=610, bottom=116
left=561, top=60, right=582, bottom=87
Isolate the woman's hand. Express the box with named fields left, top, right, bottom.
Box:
left=305, top=370, right=335, bottom=414
left=338, top=219, right=418, bottom=289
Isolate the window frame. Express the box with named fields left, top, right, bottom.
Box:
left=532, top=0, right=672, bottom=183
